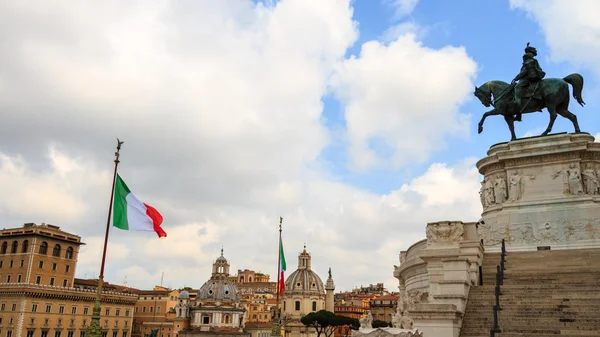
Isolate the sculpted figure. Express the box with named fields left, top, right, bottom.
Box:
left=512, top=43, right=546, bottom=121
left=450, top=222, right=464, bottom=242
left=359, top=311, right=373, bottom=330
left=485, top=178, right=495, bottom=205
left=494, top=174, right=507, bottom=203
left=480, top=179, right=486, bottom=208
left=392, top=306, right=414, bottom=329
left=509, top=170, right=523, bottom=201
left=582, top=164, right=599, bottom=195
left=553, top=163, right=584, bottom=195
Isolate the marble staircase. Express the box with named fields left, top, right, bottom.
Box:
left=460, top=249, right=600, bottom=337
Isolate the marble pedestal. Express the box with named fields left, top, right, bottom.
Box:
left=477, top=133, right=600, bottom=251
left=352, top=328, right=422, bottom=337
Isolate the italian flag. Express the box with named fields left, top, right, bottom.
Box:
left=113, top=174, right=167, bottom=238
left=279, top=238, right=286, bottom=296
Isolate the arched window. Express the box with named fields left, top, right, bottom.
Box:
left=22, top=240, right=29, bottom=253
left=52, top=244, right=61, bottom=257
left=39, top=242, right=48, bottom=255
left=11, top=241, right=18, bottom=254
left=65, top=247, right=73, bottom=259
left=224, top=315, right=230, bottom=324
left=0, top=242, right=7, bottom=254
left=295, top=301, right=300, bottom=311
left=312, top=301, right=317, bottom=312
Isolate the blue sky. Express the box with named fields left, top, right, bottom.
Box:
left=1, top=0, right=599, bottom=290
left=320, top=0, right=599, bottom=195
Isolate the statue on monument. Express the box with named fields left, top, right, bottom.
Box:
left=359, top=311, right=373, bottom=330
left=474, top=42, right=586, bottom=141
left=494, top=174, right=507, bottom=204
left=553, top=163, right=583, bottom=195
left=509, top=170, right=524, bottom=201
left=484, top=178, right=495, bottom=206
left=582, top=164, right=599, bottom=195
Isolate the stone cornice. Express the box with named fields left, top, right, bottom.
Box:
left=0, top=283, right=137, bottom=304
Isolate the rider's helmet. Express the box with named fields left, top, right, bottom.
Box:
left=524, top=42, right=537, bottom=56
left=523, top=52, right=534, bottom=60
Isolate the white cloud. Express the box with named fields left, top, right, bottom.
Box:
left=331, top=34, right=477, bottom=171
left=510, top=0, right=600, bottom=76
left=384, top=0, right=420, bottom=19
left=0, top=0, right=482, bottom=292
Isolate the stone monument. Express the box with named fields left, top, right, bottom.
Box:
left=352, top=309, right=422, bottom=337
left=477, top=132, right=600, bottom=251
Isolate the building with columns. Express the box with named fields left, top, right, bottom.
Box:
left=281, top=247, right=334, bottom=337
left=175, top=251, right=247, bottom=337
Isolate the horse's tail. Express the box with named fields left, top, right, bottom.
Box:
left=563, top=73, right=585, bottom=106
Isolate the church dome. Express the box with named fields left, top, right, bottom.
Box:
left=197, top=250, right=241, bottom=302
left=179, top=290, right=190, bottom=299
left=284, top=246, right=325, bottom=295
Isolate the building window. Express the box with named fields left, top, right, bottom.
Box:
left=11, top=303, right=17, bottom=311
left=36, top=276, right=41, bottom=284
left=22, top=241, right=29, bottom=253
left=295, top=301, right=300, bottom=311
left=142, top=307, right=146, bottom=313
left=41, top=332, right=48, bottom=337
left=50, top=278, right=55, bottom=286
left=122, top=332, right=127, bottom=337
left=80, top=332, right=85, bottom=337
left=283, top=301, right=286, bottom=311
left=0, top=303, right=5, bottom=311
left=0, top=242, right=6, bottom=254
left=312, top=301, right=317, bottom=311
left=124, top=321, right=128, bottom=327
left=70, top=319, right=75, bottom=327
left=59, top=305, right=65, bottom=314
left=38, top=261, right=43, bottom=269
left=101, top=333, right=107, bottom=337
left=7, top=330, right=12, bottom=337
left=27, top=331, right=34, bottom=337
left=202, top=315, right=210, bottom=324
left=17, top=275, right=22, bottom=283
left=9, top=261, right=13, bottom=268
left=67, top=332, right=74, bottom=337
left=84, top=307, right=89, bottom=315
left=6, top=275, right=11, bottom=283
left=157, top=307, right=161, bottom=313
left=20, top=260, right=24, bottom=268
left=66, top=247, right=74, bottom=259
left=83, top=319, right=87, bottom=326
left=125, top=309, right=130, bottom=317
left=46, top=304, right=52, bottom=313
left=65, top=265, right=70, bottom=272
left=52, top=263, right=57, bottom=271
left=11, top=241, right=18, bottom=254
left=104, top=320, right=108, bottom=328
left=39, top=242, right=48, bottom=255
left=63, top=279, right=68, bottom=287
left=55, top=331, right=61, bottom=337
left=0, top=260, right=3, bottom=267
left=150, top=307, right=153, bottom=313
left=52, top=244, right=61, bottom=257
left=112, top=332, right=118, bottom=337
left=29, top=318, right=34, bottom=325
left=72, top=306, right=77, bottom=314
left=115, top=309, right=120, bottom=316
left=114, top=321, right=118, bottom=328
left=105, top=308, right=110, bottom=316
left=57, top=319, right=62, bottom=327
left=32, top=304, right=38, bottom=312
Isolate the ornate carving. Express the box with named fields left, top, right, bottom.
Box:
left=508, top=170, right=523, bottom=201
left=399, top=252, right=407, bottom=264
left=359, top=311, right=373, bottom=330
left=406, top=290, right=426, bottom=310
left=509, top=224, right=535, bottom=244
left=552, top=163, right=584, bottom=195
left=479, top=180, right=486, bottom=208
left=392, top=306, right=414, bottom=329
left=426, top=222, right=464, bottom=245
left=494, top=174, right=507, bottom=204
left=582, top=164, right=599, bottom=195
left=484, top=178, right=495, bottom=206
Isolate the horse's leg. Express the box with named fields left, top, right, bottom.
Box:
left=504, top=114, right=517, bottom=141
left=478, top=109, right=499, bottom=134
left=558, top=107, right=581, bottom=133
left=541, top=105, right=558, bottom=136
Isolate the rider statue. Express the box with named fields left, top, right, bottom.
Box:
left=512, top=43, right=546, bottom=122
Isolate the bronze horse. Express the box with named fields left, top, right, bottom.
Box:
left=474, top=73, right=585, bottom=140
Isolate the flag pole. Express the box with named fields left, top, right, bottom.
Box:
left=272, top=217, right=283, bottom=337
left=87, top=138, right=123, bottom=337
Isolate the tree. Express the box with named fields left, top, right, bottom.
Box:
left=372, top=320, right=389, bottom=328
left=301, top=310, right=359, bottom=337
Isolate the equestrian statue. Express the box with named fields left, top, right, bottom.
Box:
left=474, top=42, right=585, bottom=141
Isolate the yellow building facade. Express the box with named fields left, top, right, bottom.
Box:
left=0, top=223, right=137, bottom=337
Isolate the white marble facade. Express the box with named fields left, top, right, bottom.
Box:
left=477, top=133, right=600, bottom=251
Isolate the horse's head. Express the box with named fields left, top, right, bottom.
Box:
left=474, top=84, right=492, bottom=108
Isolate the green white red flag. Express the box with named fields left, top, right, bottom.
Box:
left=113, top=174, right=167, bottom=238
left=279, top=237, right=286, bottom=296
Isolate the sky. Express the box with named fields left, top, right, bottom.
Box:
left=1, top=0, right=600, bottom=292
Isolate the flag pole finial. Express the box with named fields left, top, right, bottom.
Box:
left=221, top=246, right=224, bottom=256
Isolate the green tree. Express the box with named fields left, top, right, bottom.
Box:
left=301, top=310, right=358, bottom=337
left=372, top=320, right=389, bottom=328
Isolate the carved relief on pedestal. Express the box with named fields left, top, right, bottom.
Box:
left=399, top=251, right=407, bottom=265
left=493, top=174, right=507, bottom=204
left=582, top=164, right=600, bottom=195
left=426, top=221, right=465, bottom=245
left=406, top=290, right=427, bottom=310
left=534, top=221, right=566, bottom=244
left=508, top=223, right=535, bottom=245
left=552, top=163, right=584, bottom=195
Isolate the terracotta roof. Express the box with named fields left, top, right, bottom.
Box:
left=372, top=295, right=398, bottom=301
left=74, top=278, right=140, bottom=294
